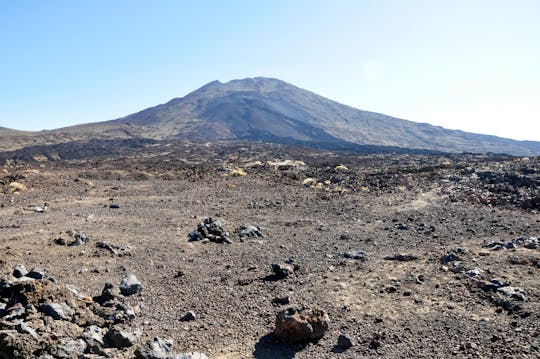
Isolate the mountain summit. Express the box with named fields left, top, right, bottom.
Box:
left=3, top=77, right=540, bottom=155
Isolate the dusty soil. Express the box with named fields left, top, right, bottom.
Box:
left=1, top=141, right=539, bottom=358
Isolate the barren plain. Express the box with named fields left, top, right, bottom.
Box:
left=0, top=141, right=539, bottom=358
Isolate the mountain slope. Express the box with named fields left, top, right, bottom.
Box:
left=2, top=77, right=540, bottom=155
left=104, top=77, right=539, bottom=155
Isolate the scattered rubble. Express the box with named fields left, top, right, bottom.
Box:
left=235, top=225, right=264, bottom=240
left=66, top=230, right=90, bottom=246
left=0, top=267, right=203, bottom=358
left=188, top=217, right=231, bottom=243
left=96, top=241, right=132, bottom=256
left=271, top=260, right=299, bottom=279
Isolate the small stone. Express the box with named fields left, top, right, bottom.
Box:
left=441, top=252, right=460, bottom=264
left=271, top=263, right=295, bottom=279
left=4, top=303, right=26, bottom=320
left=81, top=325, right=105, bottom=352
left=119, top=274, right=143, bottom=296
left=13, top=264, right=28, bottom=278
left=54, top=338, right=87, bottom=358
left=40, top=302, right=74, bottom=320
left=466, top=268, right=483, bottom=278
left=32, top=206, right=47, bottom=213
left=344, top=250, right=367, bottom=260
left=180, top=311, right=196, bottom=322
left=81, top=325, right=103, bottom=345
left=96, top=241, right=132, bottom=256
left=524, top=237, right=538, bottom=249
left=93, top=283, right=122, bottom=304
left=105, top=326, right=141, bottom=348
left=491, top=278, right=508, bottom=288
left=188, top=230, right=203, bottom=242
left=235, top=225, right=264, bottom=239
left=15, top=322, right=40, bottom=341
left=337, top=334, right=354, bottom=350
left=134, top=336, right=174, bottom=359
left=68, top=231, right=89, bottom=246
left=483, top=242, right=504, bottom=251
left=271, top=296, right=291, bottom=306
left=175, top=353, right=209, bottom=359
left=497, top=286, right=526, bottom=301
left=26, top=269, right=45, bottom=279
left=384, top=253, right=418, bottom=261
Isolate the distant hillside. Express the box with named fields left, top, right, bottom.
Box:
left=2, top=77, right=540, bottom=155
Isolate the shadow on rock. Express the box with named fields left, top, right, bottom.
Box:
left=253, top=333, right=305, bottom=359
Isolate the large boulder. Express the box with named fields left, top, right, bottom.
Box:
left=274, top=305, right=329, bottom=344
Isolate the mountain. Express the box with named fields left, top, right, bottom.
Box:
left=2, top=77, right=540, bottom=155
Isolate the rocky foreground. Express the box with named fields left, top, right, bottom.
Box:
left=0, top=142, right=539, bottom=358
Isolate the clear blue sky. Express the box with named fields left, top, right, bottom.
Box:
left=1, top=0, right=539, bottom=140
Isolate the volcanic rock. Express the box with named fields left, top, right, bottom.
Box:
left=119, top=274, right=143, bottom=296
left=274, top=305, right=330, bottom=344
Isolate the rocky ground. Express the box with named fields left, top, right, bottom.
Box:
left=0, top=141, right=539, bottom=358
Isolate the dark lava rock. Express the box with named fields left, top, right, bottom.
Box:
left=96, top=241, right=132, bottom=256
left=441, top=252, right=460, bottom=264
left=180, top=311, right=196, bottom=322
left=134, top=337, right=209, bottom=359
left=497, top=286, right=526, bottom=301
left=105, top=326, right=141, bottom=348
left=81, top=325, right=106, bottom=355
left=67, top=230, right=89, bottom=246
left=12, top=264, right=27, bottom=278
left=384, top=253, right=418, bottom=261
left=336, top=334, right=354, bottom=351
left=272, top=296, right=291, bottom=306
left=271, top=263, right=296, bottom=279
left=135, top=336, right=174, bottom=359
left=40, top=302, right=74, bottom=320
left=119, top=274, right=143, bottom=296
left=274, top=305, right=330, bottom=344
left=188, top=217, right=231, bottom=243
left=93, top=282, right=122, bottom=305
left=26, top=269, right=45, bottom=280
left=54, top=237, right=67, bottom=245
left=235, top=225, right=264, bottom=239
left=344, top=250, right=367, bottom=260
left=54, top=338, right=87, bottom=358
left=483, top=242, right=505, bottom=251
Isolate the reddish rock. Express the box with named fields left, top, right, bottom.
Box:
left=274, top=305, right=329, bottom=344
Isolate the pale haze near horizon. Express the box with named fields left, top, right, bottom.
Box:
left=1, top=0, right=539, bottom=141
